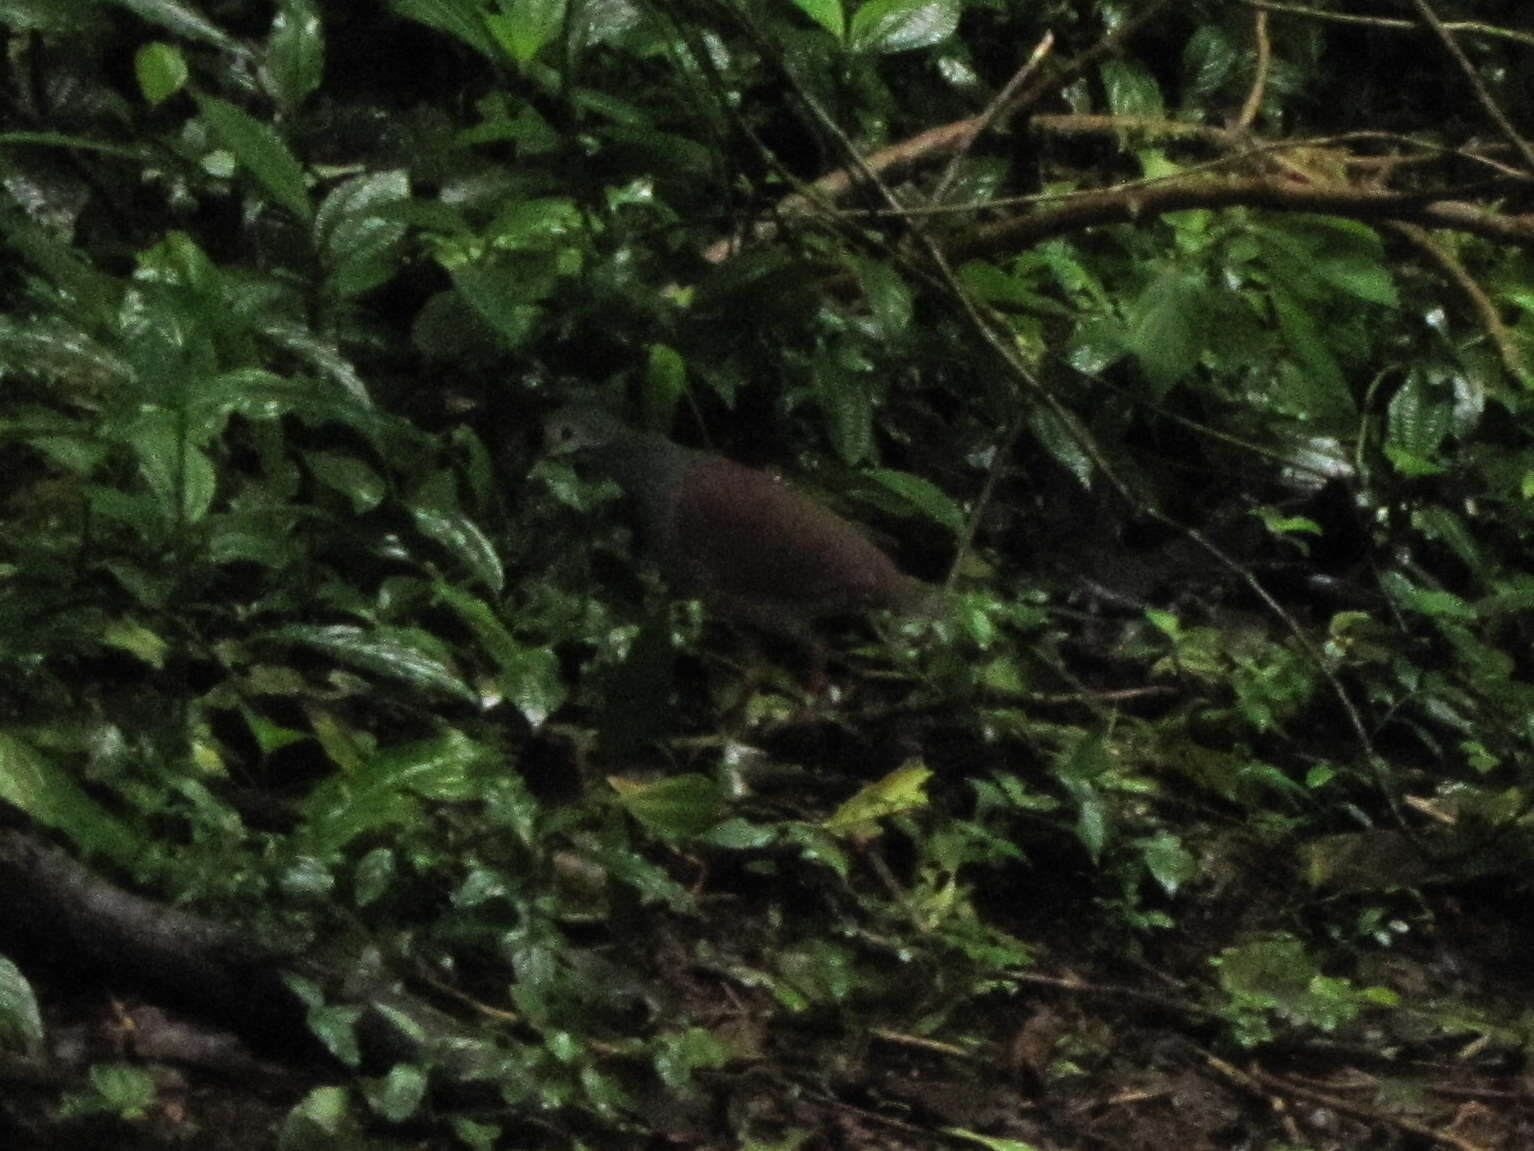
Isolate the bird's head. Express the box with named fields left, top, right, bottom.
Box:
left=544, top=404, right=629, bottom=455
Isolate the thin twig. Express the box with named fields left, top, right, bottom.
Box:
left=703, top=0, right=1177, bottom=262
left=1386, top=220, right=1531, bottom=382
left=1237, top=6, right=1271, bottom=129
left=1406, top=0, right=1534, bottom=171
left=1240, top=1061, right=1495, bottom=1151
left=1246, top=1, right=1534, bottom=50
left=930, top=32, right=1055, bottom=205
left=779, top=76, right=1405, bottom=825
left=944, top=404, right=1029, bottom=591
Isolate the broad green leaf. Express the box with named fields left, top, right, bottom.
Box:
left=866, top=468, right=964, bottom=532
left=266, top=624, right=478, bottom=702
left=1128, top=266, right=1206, bottom=396
left=409, top=489, right=505, bottom=592
left=389, top=0, right=497, bottom=58
left=107, top=0, right=246, bottom=53
left=1310, top=245, right=1397, bottom=307
left=315, top=171, right=410, bottom=297
left=1027, top=405, right=1093, bottom=487
left=134, top=42, right=187, bottom=105
left=854, top=257, right=914, bottom=339
left=75, top=1063, right=156, bottom=1119
left=277, top=1083, right=352, bottom=1147
left=0, top=954, right=44, bottom=1053
left=1412, top=506, right=1484, bottom=578
left=305, top=1005, right=364, bottom=1067
left=1271, top=288, right=1352, bottom=421
left=0, top=731, right=140, bottom=865
left=1181, top=25, right=1236, bottom=104
left=1386, top=371, right=1451, bottom=462
left=847, top=0, right=957, bottom=54
left=307, top=452, right=386, bottom=513
left=816, top=362, right=873, bottom=465
left=265, top=0, right=324, bottom=112
left=449, top=260, right=550, bottom=346
left=433, top=584, right=567, bottom=725
left=484, top=0, right=565, bottom=68
left=1142, top=830, right=1197, bottom=895
left=789, top=0, right=844, bottom=40
left=101, top=617, right=168, bottom=668
left=485, top=195, right=584, bottom=251
left=0, top=0, right=110, bottom=33
left=194, top=93, right=312, bottom=220
left=300, top=730, right=493, bottom=853
left=364, top=1063, right=427, bottom=1122
left=644, top=343, right=685, bottom=429
left=608, top=773, right=724, bottom=839
left=1101, top=58, right=1164, bottom=117
left=824, top=761, right=932, bottom=833
left=127, top=409, right=217, bottom=527
left=944, top=1131, right=1041, bottom=1151
left=354, top=848, right=395, bottom=907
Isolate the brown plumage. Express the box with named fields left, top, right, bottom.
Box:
left=545, top=405, right=930, bottom=638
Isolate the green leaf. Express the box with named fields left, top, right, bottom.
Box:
left=353, top=847, right=395, bottom=907
left=609, top=773, right=724, bottom=840
left=276, top=1085, right=355, bottom=1151
left=1387, top=371, right=1451, bottom=463
left=644, top=343, right=686, bottom=430
left=484, top=0, right=566, bottom=68
left=1101, top=58, right=1164, bottom=117
left=653, top=1027, right=731, bottom=1089
left=866, top=468, right=964, bottom=533
left=306, top=1004, right=364, bottom=1067
left=824, top=761, right=931, bottom=833
left=789, top=0, right=844, bottom=40
left=307, top=452, right=386, bottom=513
left=1181, top=25, right=1236, bottom=104
left=409, top=479, right=505, bottom=591
left=77, top=1063, right=156, bottom=1120
left=0, top=0, right=110, bottom=34
left=433, top=584, right=567, bottom=725
left=300, top=730, right=494, bottom=853
left=0, top=731, right=140, bottom=865
left=0, top=954, right=44, bottom=1054
left=1128, top=266, right=1206, bottom=395
left=943, top=1131, right=1042, bottom=1151
left=264, top=0, right=324, bottom=112
left=134, top=42, right=187, bottom=105
left=1142, top=830, right=1197, bottom=895
left=449, top=260, right=549, bottom=346
left=194, top=93, right=312, bottom=220
left=388, top=0, right=497, bottom=58
left=101, top=617, right=168, bottom=668
left=266, top=624, right=478, bottom=703
left=847, top=0, right=957, bottom=54
left=1271, top=288, right=1352, bottom=421
left=107, top=0, right=246, bottom=53
left=854, top=257, right=914, bottom=339
left=816, top=361, right=873, bottom=465
left=364, top=1063, right=427, bottom=1123
left=126, top=408, right=217, bottom=527
left=312, top=169, right=409, bottom=296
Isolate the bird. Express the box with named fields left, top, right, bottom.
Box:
left=543, top=404, right=933, bottom=644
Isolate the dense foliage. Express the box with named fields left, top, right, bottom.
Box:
left=1, top=0, right=1532, bottom=1147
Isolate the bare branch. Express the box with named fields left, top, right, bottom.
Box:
left=1406, top=0, right=1534, bottom=171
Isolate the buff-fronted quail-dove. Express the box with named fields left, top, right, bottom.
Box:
left=545, top=405, right=932, bottom=640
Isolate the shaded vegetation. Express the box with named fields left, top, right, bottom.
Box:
left=1, top=0, right=1533, bottom=1148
